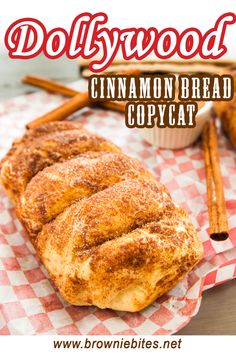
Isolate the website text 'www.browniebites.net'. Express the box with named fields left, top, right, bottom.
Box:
left=53, top=337, right=182, bottom=350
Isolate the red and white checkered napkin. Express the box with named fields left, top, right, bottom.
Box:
left=0, top=81, right=236, bottom=335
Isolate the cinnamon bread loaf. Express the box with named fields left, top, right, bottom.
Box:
left=0, top=121, right=203, bottom=312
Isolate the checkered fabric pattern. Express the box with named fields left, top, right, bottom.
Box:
left=0, top=80, right=236, bottom=335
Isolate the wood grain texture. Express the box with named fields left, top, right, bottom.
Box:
left=177, top=279, right=236, bottom=335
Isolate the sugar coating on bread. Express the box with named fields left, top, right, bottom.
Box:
left=0, top=121, right=120, bottom=202
left=0, top=121, right=203, bottom=312
left=17, top=152, right=154, bottom=236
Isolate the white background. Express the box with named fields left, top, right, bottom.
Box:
left=1, top=335, right=236, bottom=353
left=0, top=0, right=235, bottom=59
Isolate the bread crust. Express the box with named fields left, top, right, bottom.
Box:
left=0, top=121, right=203, bottom=312
left=17, top=152, right=153, bottom=236
left=37, top=180, right=202, bottom=311
left=0, top=122, right=120, bottom=202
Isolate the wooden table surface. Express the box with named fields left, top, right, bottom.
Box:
left=0, top=54, right=235, bottom=335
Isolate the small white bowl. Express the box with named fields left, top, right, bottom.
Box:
left=141, top=101, right=212, bottom=149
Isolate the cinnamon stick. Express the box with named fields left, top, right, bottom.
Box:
left=213, top=70, right=236, bottom=147
left=26, top=69, right=140, bottom=129
left=23, top=75, right=79, bottom=97
left=22, top=75, right=126, bottom=114
left=26, top=92, right=90, bottom=129
left=202, top=119, right=229, bottom=241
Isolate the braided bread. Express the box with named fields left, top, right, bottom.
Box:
left=0, top=121, right=203, bottom=312
left=0, top=121, right=120, bottom=202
